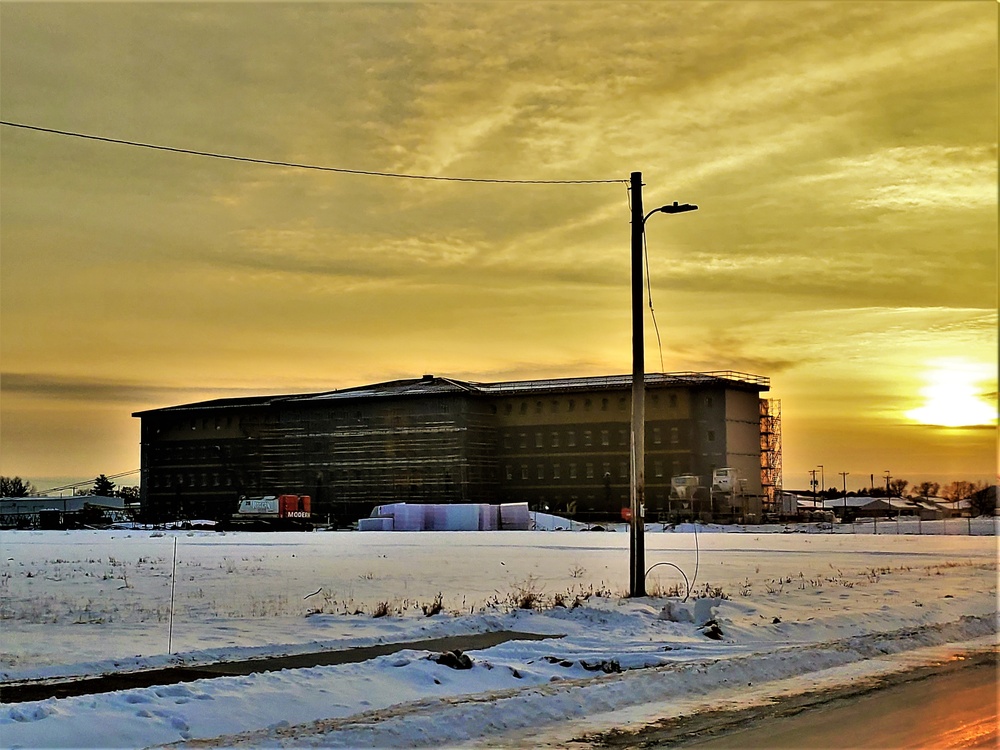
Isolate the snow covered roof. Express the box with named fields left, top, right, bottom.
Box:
left=0, top=495, right=125, bottom=513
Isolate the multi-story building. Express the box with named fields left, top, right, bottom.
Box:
left=133, top=371, right=776, bottom=524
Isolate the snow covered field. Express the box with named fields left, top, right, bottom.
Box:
left=1, top=520, right=997, bottom=748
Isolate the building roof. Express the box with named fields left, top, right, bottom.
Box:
left=134, top=371, right=770, bottom=417
left=0, top=495, right=126, bottom=513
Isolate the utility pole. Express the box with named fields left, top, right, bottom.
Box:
left=839, top=471, right=849, bottom=516
left=626, top=172, right=696, bottom=597
left=629, top=171, right=646, bottom=598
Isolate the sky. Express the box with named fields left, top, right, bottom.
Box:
left=1, top=1, right=997, bottom=492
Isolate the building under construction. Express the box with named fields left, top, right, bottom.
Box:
left=133, top=371, right=780, bottom=525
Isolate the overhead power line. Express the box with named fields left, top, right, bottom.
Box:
left=40, top=469, right=141, bottom=495
left=0, top=120, right=626, bottom=185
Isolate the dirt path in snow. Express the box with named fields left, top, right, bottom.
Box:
left=0, top=630, right=560, bottom=704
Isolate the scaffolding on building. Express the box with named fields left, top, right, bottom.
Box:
left=760, top=399, right=782, bottom=514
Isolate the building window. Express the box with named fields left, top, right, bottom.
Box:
left=535, top=432, right=544, bottom=448
left=654, top=462, right=664, bottom=478
left=537, top=464, right=545, bottom=480
left=586, top=462, right=594, bottom=479
left=520, top=402, right=528, bottom=414
left=535, top=401, right=543, bottom=414
left=618, top=429, right=627, bottom=446
left=569, top=463, right=577, bottom=479
left=519, top=433, right=528, bottom=449
left=552, top=464, right=561, bottom=480
left=601, top=398, right=609, bottom=411
left=584, top=430, right=593, bottom=446
left=602, top=462, right=611, bottom=477
left=584, top=399, right=592, bottom=411
left=568, top=399, right=576, bottom=412
left=707, top=430, right=716, bottom=442
left=503, top=433, right=512, bottom=449
left=505, top=465, right=513, bottom=480
left=653, top=427, right=662, bottom=445
left=521, top=465, right=529, bottom=480
left=669, top=394, right=678, bottom=408
left=706, top=396, right=714, bottom=407
left=601, top=430, right=610, bottom=446
left=618, top=397, right=627, bottom=411
left=618, top=462, right=628, bottom=479
left=567, top=431, right=576, bottom=447
left=551, top=432, right=559, bottom=448
left=505, top=403, right=513, bottom=415
left=670, top=427, right=679, bottom=444
left=550, top=400, right=559, bottom=413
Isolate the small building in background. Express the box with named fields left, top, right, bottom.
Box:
left=0, top=495, right=127, bottom=529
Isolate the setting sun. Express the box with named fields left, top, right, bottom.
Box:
left=906, top=361, right=998, bottom=427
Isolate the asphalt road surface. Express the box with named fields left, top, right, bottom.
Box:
left=592, top=651, right=997, bottom=749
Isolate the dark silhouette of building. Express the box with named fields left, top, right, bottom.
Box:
left=133, top=371, right=774, bottom=524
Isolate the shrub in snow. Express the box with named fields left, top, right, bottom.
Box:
left=657, top=601, right=694, bottom=623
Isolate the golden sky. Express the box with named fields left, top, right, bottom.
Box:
left=1, top=1, right=996, bottom=491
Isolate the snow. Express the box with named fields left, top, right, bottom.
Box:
left=1, top=518, right=997, bottom=748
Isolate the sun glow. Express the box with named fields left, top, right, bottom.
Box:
left=906, top=360, right=997, bottom=427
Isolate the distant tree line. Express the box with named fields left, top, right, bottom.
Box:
left=812, top=478, right=995, bottom=516
left=0, top=474, right=139, bottom=503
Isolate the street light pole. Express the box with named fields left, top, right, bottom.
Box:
left=629, top=172, right=646, bottom=598
left=628, top=171, right=697, bottom=598
left=839, top=471, right=849, bottom=519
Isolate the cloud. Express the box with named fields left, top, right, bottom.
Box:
left=0, top=373, right=267, bottom=407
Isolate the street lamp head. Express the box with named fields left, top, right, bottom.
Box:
left=658, top=201, right=698, bottom=214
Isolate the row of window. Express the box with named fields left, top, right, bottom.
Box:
left=151, top=473, right=234, bottom=490
left=499, top=393, right=684, bottom=417
left=503, top=426, right=705, bottom=450
left=504, top=460, right=681, bottom=482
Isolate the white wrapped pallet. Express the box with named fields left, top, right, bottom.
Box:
left=425, top=504, right=450, bottom=530
left=444, top=504, right=480, bottom=531
left=478, top=504, right=499, bottom=530
left=371, top=503, right=405, bottom=518
left=393, top=503, right=427, bottom=531
left=358, top=517, right=394, bottom=531
left=500, top=502, right=531, bottom=530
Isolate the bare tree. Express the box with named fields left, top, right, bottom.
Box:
left=944, top=480, right=977, bottom=503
